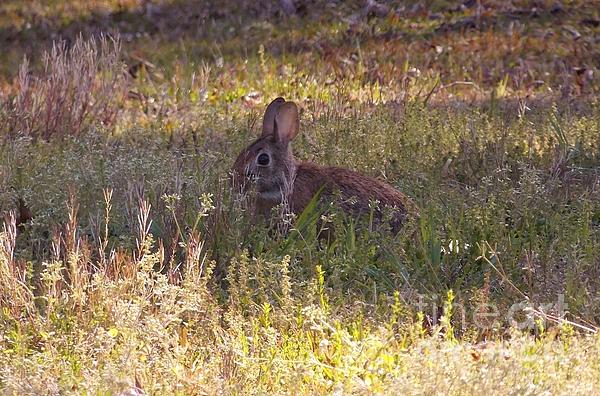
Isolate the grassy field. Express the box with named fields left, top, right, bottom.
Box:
left=1, top=0, right=600, bottom=394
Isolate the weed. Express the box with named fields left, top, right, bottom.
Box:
left=0, top=1, right=599, bottom=393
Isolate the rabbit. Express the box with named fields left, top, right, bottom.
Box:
left=232, top=97, right=418, bottom=234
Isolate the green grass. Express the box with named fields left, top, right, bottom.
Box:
left=1, top=0, right=600, bottom=393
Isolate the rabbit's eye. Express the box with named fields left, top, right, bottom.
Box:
left=257, top=153, right=270, bottom=166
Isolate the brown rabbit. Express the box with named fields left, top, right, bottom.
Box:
left=232, top=97, right=417, bottom=233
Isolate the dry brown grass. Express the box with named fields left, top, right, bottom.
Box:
left=1, top=35, right=127, bottom=139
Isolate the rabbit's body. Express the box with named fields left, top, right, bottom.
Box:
left=293, top=162, right=411, bottom=231
left=233, top=97, right=416, bottom=233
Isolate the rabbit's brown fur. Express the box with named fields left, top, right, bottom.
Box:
left=232, top=97, right=417, bottom=233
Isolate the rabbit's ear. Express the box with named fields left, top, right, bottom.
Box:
left=274, top=102, right=299, bottom=145
left=261, top=97, right=286, bottom=138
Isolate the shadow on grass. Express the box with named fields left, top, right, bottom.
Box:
left=1, top=0, right=598, bottom=92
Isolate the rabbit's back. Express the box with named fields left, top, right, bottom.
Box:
left=292, top=162, right=415, bottom=232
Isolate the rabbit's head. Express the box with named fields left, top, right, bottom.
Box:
left=232, top=97, right=300, bottom=203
